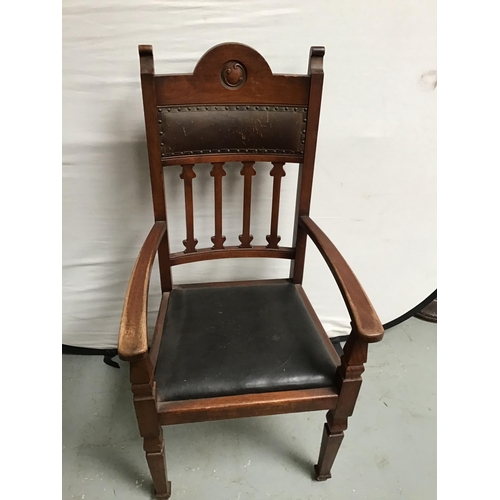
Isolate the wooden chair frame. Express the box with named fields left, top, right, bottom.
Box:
left=118, top=43, right=384, bottom=499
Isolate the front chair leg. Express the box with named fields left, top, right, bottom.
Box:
left=314, top=411, right=348, bottom=481
left=144, top=428, right=171, bottom=499
left=130, top=357, right=171, bottom=499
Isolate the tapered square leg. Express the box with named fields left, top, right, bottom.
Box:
left=314, top=413, right=347, bottom=481
left=130, top=358, right=171, bottom=499
left=144, top=431, right=171, bottom=499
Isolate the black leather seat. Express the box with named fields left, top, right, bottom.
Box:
left=155, top=282, right=338, bottom=402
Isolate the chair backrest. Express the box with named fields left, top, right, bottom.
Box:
left=139, top=43, right=324, bottom=291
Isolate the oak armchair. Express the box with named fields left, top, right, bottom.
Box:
left=118, top=43, right=384, bottom=499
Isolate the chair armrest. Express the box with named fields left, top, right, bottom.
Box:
left=118, top=222, right=167, bottom=361
left=299, top=216, right=384, bottom=343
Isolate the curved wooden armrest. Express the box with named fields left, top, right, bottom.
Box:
left=118, top=222, right=167, bottom=361
left=299, top=216, right=384, bottom=343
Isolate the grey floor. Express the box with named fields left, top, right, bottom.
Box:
left=62, top=317, right=436, bottom=500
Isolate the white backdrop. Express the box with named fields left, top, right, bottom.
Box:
left=62, top=0, right=436, bottom=349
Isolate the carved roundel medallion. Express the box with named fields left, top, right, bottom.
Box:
left=220, top=60, right=246, bottom=89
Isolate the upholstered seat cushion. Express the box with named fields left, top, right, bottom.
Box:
left=155, top=282, right=338, bottom=402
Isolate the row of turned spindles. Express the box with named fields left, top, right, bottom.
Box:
left=179, top=161, right=286, bottom=253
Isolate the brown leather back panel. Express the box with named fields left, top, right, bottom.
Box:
left=158, top=105, right=307, bottom=158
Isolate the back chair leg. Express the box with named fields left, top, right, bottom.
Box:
left=314, top=411, right=348, bottom=480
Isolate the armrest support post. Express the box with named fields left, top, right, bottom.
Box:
left=333, top=331, right=368, bottom=418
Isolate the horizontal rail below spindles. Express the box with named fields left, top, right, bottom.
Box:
left=169, top=246, right=295, bottom=266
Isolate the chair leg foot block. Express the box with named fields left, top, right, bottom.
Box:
left=154, top=481, right=172, bottom=499
left=314, top=464, right=332, bottom=481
